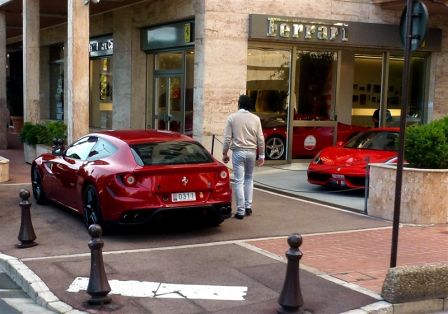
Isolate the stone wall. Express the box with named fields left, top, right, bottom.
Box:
left=368, top=164, right=448, bottom=224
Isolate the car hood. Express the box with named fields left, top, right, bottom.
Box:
left=318, top=146, right=397, bottom=167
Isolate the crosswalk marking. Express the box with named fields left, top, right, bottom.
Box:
left=67, top=277, right=247, bottom=301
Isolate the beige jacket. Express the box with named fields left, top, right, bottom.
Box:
left=222, top=109, right=265, bottom=159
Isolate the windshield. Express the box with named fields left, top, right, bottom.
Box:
left=130, top=141, right=214, bottom=166
left=344, top=130, right=398, bottom=151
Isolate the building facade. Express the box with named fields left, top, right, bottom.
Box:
left=1, top=0, right=447, bottom=160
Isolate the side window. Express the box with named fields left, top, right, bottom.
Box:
left=65, top=136, right=98, bottom=160
left=87, top=138, right=117, bottom=161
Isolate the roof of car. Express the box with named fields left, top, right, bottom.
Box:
left=94, top=129, right=195, bottom=144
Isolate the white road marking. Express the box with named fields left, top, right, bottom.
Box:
left=67, top=277, right=247, bottom=301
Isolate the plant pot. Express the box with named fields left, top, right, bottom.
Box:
left=36, top=144, right=51, bottom=156
left=10, top=116, right=24, bottom=134
left=23, top=143, right=36, bottom=164
left=368, top=164, right=448, bottom=224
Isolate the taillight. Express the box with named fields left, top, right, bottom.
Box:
left=123, top=174, right=136, bottom=186
left=219, top=170, right=228, bottom=180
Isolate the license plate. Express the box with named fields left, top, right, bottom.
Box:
left=331, top=174, right=345, bottom=179
left=172, top=192, right=196, bottom=202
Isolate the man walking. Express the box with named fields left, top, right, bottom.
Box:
left=222, top=95, right=265, bottom=220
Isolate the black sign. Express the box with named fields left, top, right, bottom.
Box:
left=249, top=14, right=441, bottom=52
left=141, top=20, right=195, bottom=51
left=90, top=36, right=113, bottom=57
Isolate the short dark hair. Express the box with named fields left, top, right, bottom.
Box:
left=238, top=95, right=252, bottom=110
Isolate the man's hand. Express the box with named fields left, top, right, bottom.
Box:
left=222, top=154, right=230, bottom=164
left=256, top=158, right=265, bottom=167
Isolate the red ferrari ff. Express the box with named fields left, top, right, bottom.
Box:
left=31, top=130, right=232, bottom=229
left=307, top=128, right=400, bottom=189
left=262, top=117, right=368, bottom=159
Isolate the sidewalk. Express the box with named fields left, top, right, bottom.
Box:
left=0, top=144, right=448, bottom=313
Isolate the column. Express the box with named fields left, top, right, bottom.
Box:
left=112, top=9, right=132, bottom=129
left=67, top=0, right=89, bottom=144
left=23, top=0, right=40, bottom=123
left=0, top=11, right=7, bottom=149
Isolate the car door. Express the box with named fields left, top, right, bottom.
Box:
left=52, top=136, right=98, bottom=208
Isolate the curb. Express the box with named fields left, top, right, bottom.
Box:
left=0, top=252, right=87, bottom=314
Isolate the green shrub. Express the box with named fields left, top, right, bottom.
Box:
left=19, top=121, right=67, bottom=146
left=404, top=116, right=448, bottom=169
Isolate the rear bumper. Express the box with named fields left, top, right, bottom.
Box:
left=116, top=203, right=232, bottom=225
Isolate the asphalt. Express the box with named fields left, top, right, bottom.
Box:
left=0, top=132, right=446, bottom=314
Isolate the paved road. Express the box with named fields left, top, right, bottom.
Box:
left=0, top=181, right=390, bottom=313
left=253, top=162, right=367, bottom=213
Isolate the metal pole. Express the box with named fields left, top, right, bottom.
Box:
left=211, top=134, right=215, bottom=155
left=390, top=0, right=414, bottom=268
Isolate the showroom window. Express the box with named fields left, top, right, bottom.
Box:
left=246, top=48, right=291, bottom=122
left=49, top=44, right=64, bottom=121
left=90, top=57, right=113, bottom=129
left=352, top=53, right=428, bottom=127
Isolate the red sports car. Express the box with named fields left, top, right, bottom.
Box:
left=31, top=130, right=232, bottom=230
left=307, top=128, right=400, bottom=189
left=262, top=117, right=368, bottom=159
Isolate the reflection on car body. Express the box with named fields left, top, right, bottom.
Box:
left=31, top=130, right=232, bottom=231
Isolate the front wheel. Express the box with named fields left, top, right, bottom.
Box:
left=31, top=165, right=47, bottom=204
left=83, top=184, right=105, bottom=230
left=265, top=136, right=286, bottom=160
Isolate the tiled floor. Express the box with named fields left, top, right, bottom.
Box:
left=248, top=225, right=448, bottom=294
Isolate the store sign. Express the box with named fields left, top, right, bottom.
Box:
left=266, top=17, right=348, bottom=42
left=249, top=14, right=441, bottom=51
left=141, top=20, right=195, bottom=51
left=90, top=36, right=113, bottom=57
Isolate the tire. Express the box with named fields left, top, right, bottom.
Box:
left=83, top=184, right=105, bottom=230
left=265, top=135, right=286, bottom=160
left=31, top=165, right=47, bottom=204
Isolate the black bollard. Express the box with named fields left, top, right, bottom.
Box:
left=16, top=189, right=38, bottom=248
left=277, top=233, right=304, bottom=314
left=87, top=224, right=111, bottom=305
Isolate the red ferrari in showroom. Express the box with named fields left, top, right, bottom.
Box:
left=31, top=130, right=232, bottom=229
left=307, top=128, right=400, bottom=189
left=262, top=117, right=368, bottom=159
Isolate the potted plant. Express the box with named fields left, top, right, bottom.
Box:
left=367, top=116, right=448, bottom=224
left=19, top=121, right=67, bottom=164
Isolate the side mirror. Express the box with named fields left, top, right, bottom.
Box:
left=52, top=138, right=65, bottom=156
left=52, top=147, right=64, bottom=156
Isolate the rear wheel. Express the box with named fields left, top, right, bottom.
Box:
left=265, top=135, right=286, bottom=160
left=83, top=185, right=105, bottom=230
left=31, top=165, right=46, bottom=204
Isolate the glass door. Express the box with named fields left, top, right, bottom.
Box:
left=155, top=75, right=183, bottom=132
left=149, top=50, right=194, bottom=134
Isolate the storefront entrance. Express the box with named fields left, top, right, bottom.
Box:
left=149, top=49, right=194, bottom=136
